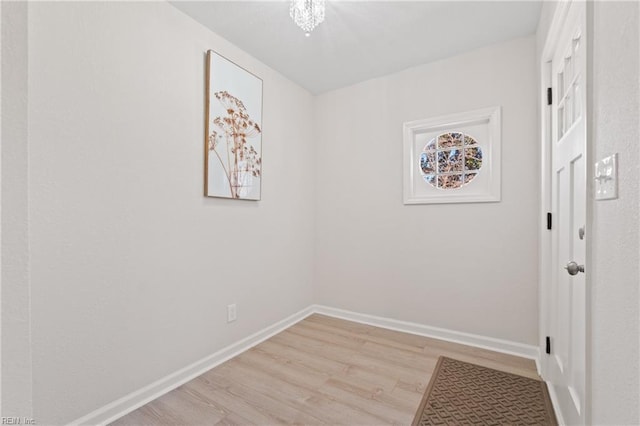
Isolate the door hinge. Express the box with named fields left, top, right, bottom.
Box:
left=547, top=87, right=552, bottom=106
left=546, top=336, right=551, bottom=354
left=547, top=212, right=552, bottom=230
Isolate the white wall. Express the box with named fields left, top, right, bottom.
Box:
left=535, top=1, right=558, bottom=54
left=314, top=37, right=539, bottom=345
left=21, top=2, right=315, bottom=424
left=1, top=1, right=32, bottom=417
left=589, top=2, right=639, bottom=424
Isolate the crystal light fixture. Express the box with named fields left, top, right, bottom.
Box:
left=290, top=0, right=325, bottom=37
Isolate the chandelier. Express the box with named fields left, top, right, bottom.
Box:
left=290, top=0, right=325, bottom=36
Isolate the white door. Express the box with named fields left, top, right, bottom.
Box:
left=547, top=2, right=587, bottom=424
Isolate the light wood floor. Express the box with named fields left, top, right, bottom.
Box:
left=112, top=314, right=538, bottom=425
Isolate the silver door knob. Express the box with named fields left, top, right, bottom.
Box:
left=565, top=261, right=585, bottom=275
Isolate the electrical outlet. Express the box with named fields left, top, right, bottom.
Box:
left=227, top=304, right=237, bottom=323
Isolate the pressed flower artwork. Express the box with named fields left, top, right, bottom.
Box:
left=205, top=50, right=263, bottom=200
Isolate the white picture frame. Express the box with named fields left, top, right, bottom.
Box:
left=403, top=106, right=501, bottom=204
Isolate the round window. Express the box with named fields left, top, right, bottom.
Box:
left=419, top=132, right=483, bottom=189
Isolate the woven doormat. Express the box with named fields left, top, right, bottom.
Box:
left=412, top=357, right=557, bottom=425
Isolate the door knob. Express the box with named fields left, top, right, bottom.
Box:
left=565, top=261, right=585, bottom=275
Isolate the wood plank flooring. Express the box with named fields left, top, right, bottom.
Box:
left=112, top=314, right=538, bottom=425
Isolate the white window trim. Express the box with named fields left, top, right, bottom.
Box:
left=403, top=106, right=501, bottom=204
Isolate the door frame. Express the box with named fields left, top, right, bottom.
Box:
left=538, top=1, right=593, bottom=424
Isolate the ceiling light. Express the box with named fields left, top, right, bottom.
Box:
left=290, top=0, right=325, bottom=37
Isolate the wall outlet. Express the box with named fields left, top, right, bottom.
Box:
left=227, top=303, right=237, bottom=323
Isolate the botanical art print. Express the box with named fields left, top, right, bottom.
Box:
left=205, top=50, right=263, bottom=200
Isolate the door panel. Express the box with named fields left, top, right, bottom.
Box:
left=547, top=1, right=587, bottom=424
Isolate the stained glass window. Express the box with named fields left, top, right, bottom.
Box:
left=420, top=132, right=482, bottom=189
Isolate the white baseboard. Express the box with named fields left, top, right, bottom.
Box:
left=68, top=306, right=315, bottom=426
left=69, top=304, right=542, bottom=425
left=312, top=305, right=540, bottom=361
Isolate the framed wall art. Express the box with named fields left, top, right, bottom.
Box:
left=403, top=106, right=501, bottom=204
left=205, top=50, right=263, bottom=200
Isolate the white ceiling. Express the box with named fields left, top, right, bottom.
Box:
left=171, top=1, right=542, bottom=94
